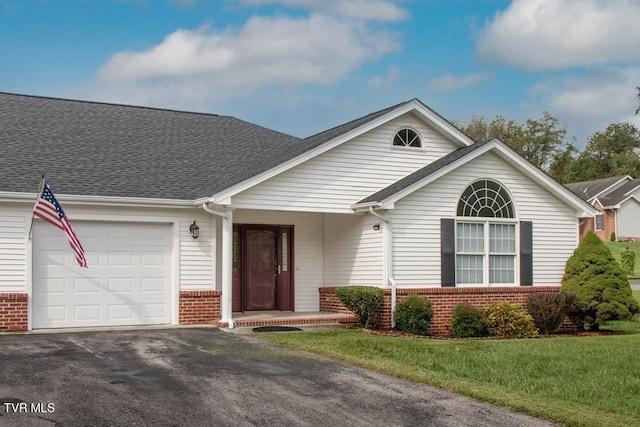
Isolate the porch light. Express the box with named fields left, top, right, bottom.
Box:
left=373, top=224, right=381, bottom=231
left=189, top=220, right=200, bottom=239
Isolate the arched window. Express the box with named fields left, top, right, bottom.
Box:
left=455, top=180, right=517, bottom=285
left=457, top=179, right=514, bottom=218
left=393, top=128, right=421, bottom=148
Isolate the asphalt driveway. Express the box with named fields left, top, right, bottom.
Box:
left=0, top=327, right=557, bottom=427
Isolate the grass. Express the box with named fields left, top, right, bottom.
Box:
left=258, top=292, right=640, bottom=427
left=605, top=241, right=640, bottom=277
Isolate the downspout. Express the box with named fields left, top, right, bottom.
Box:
left=368, top=207, right=397, bottom=328
left=201, top=203, right=234, bottom=328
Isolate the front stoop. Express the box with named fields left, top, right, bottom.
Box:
left=227, top=312, right=357, bottom=328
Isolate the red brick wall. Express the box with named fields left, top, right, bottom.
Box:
left=0, top=293, right=28, bottom=332
left=320, top=286, right=566, bottom=336
left=594, top=208, right=616, bottom=241
left=179, top=291, right=221, bottom=325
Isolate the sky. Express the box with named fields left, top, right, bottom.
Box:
left=1, top=0, right=639, bottom=146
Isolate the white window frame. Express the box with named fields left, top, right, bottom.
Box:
left=455, top=218, right=519, bottom=287
left=390, top=127, right=424, bottom=151
left=594, top=214, right=604, bottom=231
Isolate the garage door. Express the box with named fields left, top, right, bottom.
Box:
left=32, top=221, right=172, bottom=329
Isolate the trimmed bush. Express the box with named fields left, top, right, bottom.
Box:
left=527, top=292, right=575, bottom=334
left=610, top=232, right=616, bottom=242
left=450, top=303, right=486, bottom=338
left=561, top=232, right=640, bottom=330
left=620, top=247, right=636, bottom=277
left=482, top=301, right=538, bottom=338
left=394, top=294, right=433, bottom=335
left=335, top=286, right=384, bottom=329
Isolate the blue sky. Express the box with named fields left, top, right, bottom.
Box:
left=1, top=0, right=638, bottom=146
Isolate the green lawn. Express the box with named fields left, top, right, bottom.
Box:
left=606, top=241, right=640, bottom=277
left=258, top=292, right=640, bottom=427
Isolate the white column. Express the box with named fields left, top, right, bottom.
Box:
left=221, top=209, right=234, bottom=326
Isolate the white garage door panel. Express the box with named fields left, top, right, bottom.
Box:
left=33, top=221, right=172, bottom=329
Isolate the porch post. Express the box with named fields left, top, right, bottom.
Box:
left=221, top=209, right=234, bottom=326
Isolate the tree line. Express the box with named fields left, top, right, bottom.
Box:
left=455, top=112, right=640, bottom=184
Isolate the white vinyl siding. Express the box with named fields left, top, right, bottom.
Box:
left=0, top=202, right=215, bottom=296
left=389, top=151, right=578, bottom=288
left=231, top=210, right=324, bottom=312
left=0, top=207, right=27, bottom=292
left=618, top=199, right=640, bottom=237
left=231, top=114, right=460, bottom=212
left=324, top=213, right=384, bottom=286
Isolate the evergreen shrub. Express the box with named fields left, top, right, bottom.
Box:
left=335, top=286, right=384, bottom=329
left=620, top=247, right=636, bottom=276
left=561, top=232, right=639, bottom=330
left=394, top=294, right=433, bottom=335
left=450, top=303, right=486, bottom=337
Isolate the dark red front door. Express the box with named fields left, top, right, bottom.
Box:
left=233, top=225, right=294, bottom=312
left=245, top=229, right=278, bottom=310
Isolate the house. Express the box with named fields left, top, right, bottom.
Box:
left=566, top=176, right=640, bottom=242
left=0, top=92, right=596, bottom=335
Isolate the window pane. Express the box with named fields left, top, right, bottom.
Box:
left=456, top=255, right=483, bottom=284
left=489, top=255, right=515, bottom=284
left=490, top=224, right=515, bottom=253
left=595, top=215, right=603, bottom=231
left=457, top=223, right=484, bottom=253
left=282, top=232, right=288, bottom=272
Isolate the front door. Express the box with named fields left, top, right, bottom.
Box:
left=245, top=228, right=278, bottom=310
left=234, top=225, right=294, bottom=312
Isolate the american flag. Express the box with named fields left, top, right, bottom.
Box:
left=33, top=181, right=87, bottom=268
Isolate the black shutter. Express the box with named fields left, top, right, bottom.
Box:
left=441, top=218, right=455, bottom=287
left=520, top=221, right=533, bottom=286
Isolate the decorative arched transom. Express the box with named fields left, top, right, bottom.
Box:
left=457, top=179, right=514, bottom=218
left=393, top=128, right=421, bottom=148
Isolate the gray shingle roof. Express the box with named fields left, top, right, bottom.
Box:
left=598, top=178, right=640, bottom=206
left=0, top=93, right=424, bottom=200
left=564, top=176, right=629, bottom=202
left=356, top=139, right=492, bottom=205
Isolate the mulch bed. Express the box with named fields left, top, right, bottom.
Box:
left=362, top=328, right=624, bottom=340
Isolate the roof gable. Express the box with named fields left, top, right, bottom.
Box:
left=208, top=98, right=476, bottom=203
left=353, top=138, right=596, bottom=217
left=564, top=175, right=632, bottom=202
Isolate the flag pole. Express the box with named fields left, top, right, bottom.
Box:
left=28, top=175, right=45, bottom=240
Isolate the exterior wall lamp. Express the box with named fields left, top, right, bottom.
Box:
left=189, top=220, right=200, bottom=239
left=372, top=224, right=381, bottom=231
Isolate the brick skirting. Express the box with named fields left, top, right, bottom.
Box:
left=319, top=286, right=568, bottom=336
left=0, top=293, right=28, bottom=332
left=179, top=290, right=221, bottom=325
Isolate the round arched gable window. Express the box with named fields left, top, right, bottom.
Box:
left=457, top=179, right=514, bottom=218
left=393, top=128, right=422, bottom=148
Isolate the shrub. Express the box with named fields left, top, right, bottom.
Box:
left=620, top=247, right=636, bottom=276
left=450, top=303, right=486, bottom=337
left=335, top=286, right=384, bottom=329
left=527, top=292, right=575, bottom=334
left=561, top=232, right=640, bottom=330
left=394, top=294, right=433, bottom=335
left=482, top=301, right=538, bottom=338
left=610, top=232, right=616, bottom=242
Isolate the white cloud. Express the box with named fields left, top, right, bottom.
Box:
left=240, top=0, right=408, bottom=22
left=367, top=66, right=399, bottom=88
left=529, top=65, right=640, bottom=143
left=84, top=14, right=400, bottom=108
left=477, top=0, right=640, bottom=71
left=426, top=73, right=489, bottom=92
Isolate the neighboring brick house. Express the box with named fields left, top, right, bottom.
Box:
left=566, top=176, right=640, bottom=241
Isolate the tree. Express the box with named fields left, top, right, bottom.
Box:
left=457, top=112, right=575, bottom=176
left=636, top=86, right=639, bottom=115
left=565, top=122, right=640, bottom=182
left=561, top=232, right=639, bottom=330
